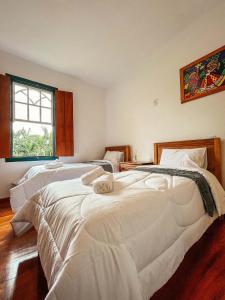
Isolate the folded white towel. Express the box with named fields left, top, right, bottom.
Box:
left=92, top=172, right=113, bottom=194
left=81, top=166, right=105, bottom=185
left=45, top=160, right=64, bottom=169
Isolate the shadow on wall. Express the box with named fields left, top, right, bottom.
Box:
left=221, top=139, right=225, bottom=188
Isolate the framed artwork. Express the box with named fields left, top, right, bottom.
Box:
left=180, top=45, right=225, bottom=103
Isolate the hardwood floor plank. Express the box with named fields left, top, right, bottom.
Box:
left=0, top=198, right=47, bottom=300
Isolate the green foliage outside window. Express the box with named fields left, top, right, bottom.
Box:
left=13, top=127, right=53, bottom=157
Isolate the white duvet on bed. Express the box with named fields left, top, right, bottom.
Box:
left=10, top=163, right=98, bottom=213
left=12, top=167, right=225, bottom=300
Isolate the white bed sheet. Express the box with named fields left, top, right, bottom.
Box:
left=11, top=166, right=225, bottom=300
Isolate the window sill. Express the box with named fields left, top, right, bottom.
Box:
left=5, top=156, right=58, bottom=162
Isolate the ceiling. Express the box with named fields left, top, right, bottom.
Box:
left=0, top=0, right=221, bottom=87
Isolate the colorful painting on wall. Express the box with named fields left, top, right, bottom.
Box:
left=180, top=45, right=225, bottom=103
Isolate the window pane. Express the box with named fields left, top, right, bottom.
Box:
left=41, top=91, right=52, bottom=100
left=41, top=91, right=52, bottom=107
left=41, top=107, right=51, bottom=123
left=14, top=84, right=28, bottom=103
left=29, top=88, right=40, bottom=105
left=15, top=83, right=26, bottom=93
left=12, top=121, right=53, bottom=157
left=12, top=79, right=54, bottom=158
left=15, top=103, right=28, bottom=120
left=29, top=105, right=40, bottom=122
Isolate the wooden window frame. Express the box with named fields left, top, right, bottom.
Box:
left=6, top=75, right=58, bottom=162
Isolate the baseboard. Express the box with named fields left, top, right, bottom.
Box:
left=0, top=198, right=10, bottom=209
left=0, top=197, right=10, bottom=201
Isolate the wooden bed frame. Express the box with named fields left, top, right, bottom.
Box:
left=105, top=145, right=131, bottom=162
left=154, top=138, right=221, bottom=183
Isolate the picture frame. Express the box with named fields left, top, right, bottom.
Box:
left=180, top=45, right=225, bottom=103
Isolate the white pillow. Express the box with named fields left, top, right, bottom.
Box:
left=103, top=151, right=124, bottom=163
left=160, top=148, right=207, bottom=169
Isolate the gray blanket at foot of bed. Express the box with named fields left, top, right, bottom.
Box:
left=136, top=167, right=216, bottom=217
left=85, top=160, right=113, bottom=173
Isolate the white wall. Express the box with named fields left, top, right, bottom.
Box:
left=106, top=2, right=225, bottom=187
left=1, top=3, right=225, bottom=198
left=0, top=50, right=106, bottom=198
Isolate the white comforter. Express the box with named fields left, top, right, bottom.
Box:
left=12, top=167, right=225, bottom=300
left=10, top=163, right=98, bottom=213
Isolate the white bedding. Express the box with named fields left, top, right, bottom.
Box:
left=12, top=167, right=225, bottom=300
left=10, top=163, right=98, bottom=213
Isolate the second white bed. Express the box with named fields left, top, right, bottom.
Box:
left=12, top=166, right=225, bottom=300
left=10, top=163, right=98, bottom=213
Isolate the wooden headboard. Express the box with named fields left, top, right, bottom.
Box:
left=154, top=138, right=221, bottom=183
left=105, top=145, right=131, bottom=162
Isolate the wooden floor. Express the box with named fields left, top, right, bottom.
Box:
left=152, top=217, right=225, bottom=300
left=0, top=198, right=47, bottom=300
left=1, top=198, right=225, bottom=300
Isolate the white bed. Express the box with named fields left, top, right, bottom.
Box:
left=10, top=163, right=97, bottom=213
left=11, top=139, right=225, bottom=300
left=10, top=145, right=131, bottom=213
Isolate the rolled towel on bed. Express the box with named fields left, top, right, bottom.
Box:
left=92, top=172, right=113, bottom=194
left=81, top=166, right=105, bottom=185
left=45, top=159, right=64, bottom=169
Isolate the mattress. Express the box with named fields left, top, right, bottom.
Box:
left=11, top=167, right=225, bottom=300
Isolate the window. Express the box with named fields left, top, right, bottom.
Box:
left=0, top=74, right=74, bottom=161
left=8, top=76, right=57, bottom=161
